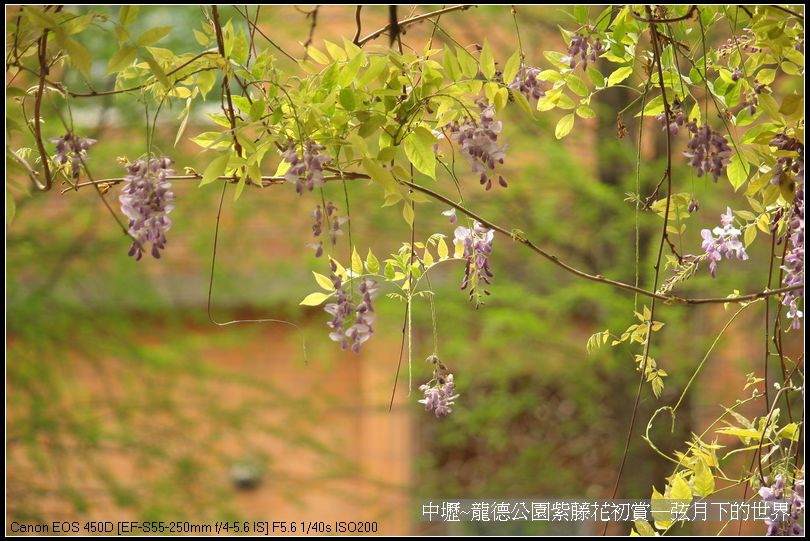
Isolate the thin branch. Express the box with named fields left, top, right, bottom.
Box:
left=352, top=6, right=363, bottom=45
left=630, top=5, right=698, bottom=23
left=212, top=6, right=243, bottom=158
left=32, top=29, right=52, bottom=191
left=232, top=5, right=297, bottom=63
left=357, top=5, right=475, bottom=46
left=768, top=4, right=804, bottom=20
left=61, top=170, right=802, bottom=306
left=606, top=12, right=676, bottom=518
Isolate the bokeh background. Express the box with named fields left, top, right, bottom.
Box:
left=6, top=5, right=803, bottom=535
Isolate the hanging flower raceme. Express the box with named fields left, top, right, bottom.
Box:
left=656, top=107, right=686, bottom=136
left=282, top=141, right=332, bottom=195
left=782, top=173, right=804, bottom=329
left=567, top=35, right=605, bottom=71
left=323, top=262, right=378, bottom=352
left=345, top=278, right=378, bottom=353
left=50, top=133, right=97, bottom=180
left=770, top=133, right=804, bottom=186
left=119, top=157, right=176, bottom=261
left=446, top=102, right=508, bottom=190
left=700, top=207, right=749, bottom=278
left=309, top=202, right=346, bottom=258
left=454, top=221, right=495, bottom=306
left=759, top=473, right=805, bottom=536
left=508, top=65, right=545, bottom=101
left=683, top=121, right=733, bottom=182
left=418, top=355, right=459, bottom=418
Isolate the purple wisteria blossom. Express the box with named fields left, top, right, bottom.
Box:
left=656, top=107, right=686, bottom=136
left=770, top=133, right=804, bottom=186
left=442, top=208, right=458, bottom=224
left=782, top=171, right=804, bottom=329
left=282, top=141, right=332, bottom=194
left=119, top=157, right=176, bottom=261
left=323, top=261, right=378, bottom=352
left=760, top=473, right=805, bottom=536
left=418, top=355, right=459, bottom=418
left=508, top=65, right=545, bottom=101
left=51, top=133, right=97, bottom=180
left=684, top=122, right=733, bottom=182
left=567, top=35, right=605, bottom=71
left=700, top=207, right=749, bottom=277
left=454, top=221, right=495, bottom=306
left=309, top=202, right=346, bottom=257
left=345, top=278, right=378, bottom=353
left=446, top=102, right=508, bottom=190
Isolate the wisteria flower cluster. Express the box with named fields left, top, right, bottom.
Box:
left=282, top=141, right=332, bottom=195
left=309, top=202, right=347, bottom=257
left=323, top=261, right=378, bottom=352
left=683, top=121, right=733, bottom=182
left=656, top=107, right=686, bottom=136
left=454, top=221, right=495, bottom=306
left=418, top=355, right=459, bottom=418
left=50, top=133, right=97, bottom=180
left=770, top=133, right=804, bottom=186
left=567, top=35, right=605, bottom=71
left=446, top=102, right=508, bottom=190
left=759, top=473, right=805, bottom=536
left=700, top=207, right=749, bottom=278
left=119, top=157, right=176, bottom=261
left=782, top=175, right=804, bottom=329
left=508, top=65, right=545, bottom=101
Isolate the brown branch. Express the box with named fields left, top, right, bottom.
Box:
left=769, top=4, right=804, bottom=20
left=61, top=169, right=802, bottom=306
left=232, top=5, right=297, bottom=63
left=212, top=6, right=243, bottom=158
left=631, top=5, right=698, bottom=23
left=352, top=6, right=363, bottom=45
left=32, top=29, right=52, bottom=191
left=357, top=5, right=475, bottom=46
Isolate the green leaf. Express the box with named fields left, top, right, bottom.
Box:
left=137, top=26, right=172, bottom=47
left=555, top=113, right=575, bottom=139
left=299, top=292, right=331, bottom=306
left=351, top=247, right=363, bottom=274
left=777, top=422, right=800, bottom=441
left=670, top=472, right=693, bottom=503
left=651, top=487, right=672, bottom=530
left=402, top=202, right=415, bottom=226
left=312, top=272, right=334, bottom=291
left=107, top=46, right=137, bottom=74
left=306, top=46, right=330, bottom=65
left=479, top=39, right=495, bottom=80
left=566, top=75, right=589, bottom=97
left=633, top=520, right=658, bottom=536
left=442, top=48, right=461, bottom=81
left=727, top=154, right=749, bottom=191
left=608, top=66, right=633, bottom=86
left=362, top=158, right=398, bottom=193
left=503, top=50, right=521, bottom=84
left=199, top=153, right=230, bottom=187
left=437, top=237, right=449, bottom=259
left=119, top=6, right=139, bottom=26
left=587, top=67, right=606, bottom=88
left=456, top=47, right=478, bottom=78
left=716, top=426, right=762, bottom=440
left=339, top=88, right=356, bottom=111
left=365, top=249, right=380, bottom=274
left=64, top=39, right=92, bottom=78
left=692, top=459, right=715, bottom=497
left=403, top=126, right=437, bottom=179
left=576, top=105, right=595, bottom=118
